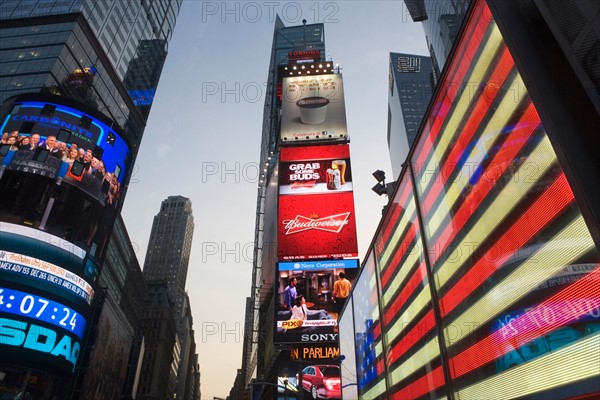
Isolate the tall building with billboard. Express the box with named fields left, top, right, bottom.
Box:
left=234, top=18, right=360, bottom=400
left=242, top=18, right=327, bottom=394
left=0, top=1, right=182, bottom=397
left=339, top=0, right=600, bottom=398
left=387, top=52, right=434, bottom=179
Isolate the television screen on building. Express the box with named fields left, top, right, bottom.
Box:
left=278, top=144, right=358, bottom=260
left=274, top=259, right=358, bottom=345
left=0, top=97, right=132, bottom=262
left=280, top=74, right=348, bottom=143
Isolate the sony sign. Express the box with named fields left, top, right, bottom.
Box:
left=301, top=333, right=338, bottom=342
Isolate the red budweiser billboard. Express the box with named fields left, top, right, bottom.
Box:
left=278, top=144, right=358, bottom=260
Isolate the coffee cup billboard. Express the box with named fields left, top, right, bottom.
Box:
left=281, top=74, right=348, bottom=142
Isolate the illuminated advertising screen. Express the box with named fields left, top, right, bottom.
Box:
left=0, top=231, right=93, bottom=375
left=342, top=1, right=600, bottom=399
left=281, top=74, right=348, bottom=143
left=1, top=100, right=130, bottom=188
left=288, top=50, right=321, bottom=64
left=278, top=145, right=358, bottom=260
left=0, top=285, right=88, bottom=375
left=0, top=314, right=82, bottom=374
left=275, top=259, right=358, bottom=345
left=0, top=251, right=94, bottom=306
left=372, top=172, right=446, bottom=398
left=277, top=350, right=341, bottom=400
left=0, top=96, right=132, bottom=262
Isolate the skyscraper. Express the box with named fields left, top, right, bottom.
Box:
left=387, top=52, right=434, bottom=179
left=241, top=17, right=327, bottom=397
left=141, top=195, right=196, bottom=399
left=403, top=0, right=470, bottom=81
left=143, top=195, right=194, bottom=310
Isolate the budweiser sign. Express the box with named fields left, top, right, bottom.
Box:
left=283, top=212, right=351, bottom=235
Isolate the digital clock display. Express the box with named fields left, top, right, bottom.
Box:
left=0, top=287, right=86, bottom=338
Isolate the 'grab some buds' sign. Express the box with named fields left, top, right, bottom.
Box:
left=278, top=144, right=358, bottom=260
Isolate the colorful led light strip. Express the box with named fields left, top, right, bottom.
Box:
left=382, top=246, right=422, bottom=307
left=422, top=71, right=527, bottom=235
left=390, top=266, right=600, bottom=399
left=387, top=308, right=435, bottom=366
left=455, top=333, right=600, bottom=399
left=418, top=24, right=504, bottom=197
left=450, top=266, right=600, bottom=378
left=384, top=261, right=427, bottom=325
left=389, top=336, right=440, bottom=386
left=390, top=366, right=445, bottom=400
left=378, top=197, right=416, bottom=271
left=385, top=283, right=432, bottom=348
left=380, top=223, right=417, bottom=289
left=434, top=136, right=558, bottom=291
left=361, top=376, right=387, bottom=399
left=420, top=45, right=515, bottom=216
left=377, top=178, right=413, bottom=248
left=444, top=215, right=594, bottom=347
left=428, top=99, right=541, bottom=266
left=413, top=3, right=492, bottom=170
left=439, top=171, right=575, bottom=317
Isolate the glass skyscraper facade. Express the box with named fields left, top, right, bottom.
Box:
left=1, top=0, right=181, bottom=146
left=403, top=0, right=470, bottom=81
left=387, top=52, right=434, bottom=179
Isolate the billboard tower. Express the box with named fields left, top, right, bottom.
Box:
left=238, top=18, right=360, bottom=399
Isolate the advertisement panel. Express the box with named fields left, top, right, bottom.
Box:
left=281, top=74, right=348, bottom=143
left=278, top=145, right=358, bottom=260
left=275, top=259, right=358, bottom=345
left=0, top=315, right=82, bottom=374
left=277, top=349, right=342, bottom=400
left=1, top=100, right=130, bottom=189
left=0, top=97, right=131, bottom=262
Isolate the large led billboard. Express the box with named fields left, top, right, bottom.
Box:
left=0, top=94, right=127, bottom=376
left=341, top=1, right=600, bottom=399
left=277, top=352, right=342, bottom=400
left=278, top=144, right=358, bottom=260
left=281, top=74, right=348, bottom=143
left=274, top=259, right=358, bottom=345
left=0, top=96, right=132, bottom=262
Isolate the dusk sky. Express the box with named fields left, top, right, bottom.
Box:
left=121, top=1, right=429, bottom=397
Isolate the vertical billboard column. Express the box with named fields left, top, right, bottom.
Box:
left=0, top=95, right=132, bottom=377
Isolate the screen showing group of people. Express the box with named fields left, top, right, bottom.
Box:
left=275, top=266, right=357, bottom=344
left=0, top=131, right=122, bottom=261
left=1, top=129, right=121, bottom=206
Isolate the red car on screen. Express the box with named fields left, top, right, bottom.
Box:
left=297, top=365, right=341, bottom=399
